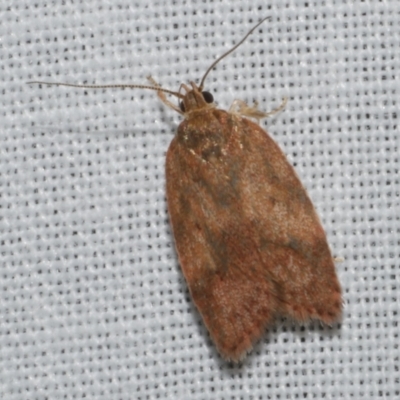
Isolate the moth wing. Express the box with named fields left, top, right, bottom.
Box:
left=166, top=110, right=341, bottom=361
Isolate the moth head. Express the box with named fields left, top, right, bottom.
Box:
left=179, top=83, right=215, bottom=114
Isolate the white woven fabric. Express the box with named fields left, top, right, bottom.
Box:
left=1, top=1, right=399, bottom=399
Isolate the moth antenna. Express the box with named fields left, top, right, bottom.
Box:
left=199, top=16, right=271, bottom=90
left=26, top=81, right=184, bottom=99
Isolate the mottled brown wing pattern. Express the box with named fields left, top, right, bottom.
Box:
left=166, top=108, right=341, bottom=361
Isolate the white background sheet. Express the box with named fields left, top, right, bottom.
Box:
left=1, top=0, right=399, bottom=399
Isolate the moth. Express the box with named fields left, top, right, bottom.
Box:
left=28, top=17, right=342, bottom=362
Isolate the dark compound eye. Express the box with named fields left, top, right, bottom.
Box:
left=179, top=91, right=213, bottom=113
left=202, top=91, right=214, bottom=103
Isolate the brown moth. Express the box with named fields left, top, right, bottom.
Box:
left=28, top=17, right=342, bottom=362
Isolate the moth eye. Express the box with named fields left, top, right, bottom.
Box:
left=202, top=91, right=214, bottom=104
left=179, top=101, right=185, bottom=112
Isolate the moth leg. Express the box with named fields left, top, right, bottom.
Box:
left=229, top=98, right=287, bottom=123
left=147, top=76, right=184, bottom=115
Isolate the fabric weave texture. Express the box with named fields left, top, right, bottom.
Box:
left=1, top=1, right=399, bottom=399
